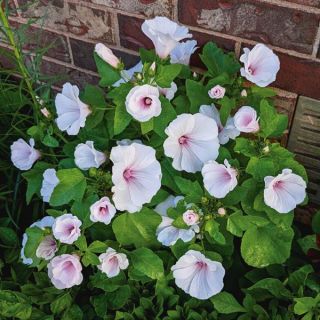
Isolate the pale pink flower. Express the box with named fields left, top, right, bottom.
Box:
left=164, top=113, right=220, bottom=173
left=98, top=248, right=129, bottom=278
left=40, top=168, right=59, bottom=203
left=141, top=16, right=192, bottom=59
left=208, top=85, right=226, bottom=99
left=264, top=169, right=307, bottom=213
left=21, top=216, right=55, bottom=265
left=183, top=210, right=199, bottom=226
left=234, top=106, right=259, bottom=133
left=95, top=43, right=120, bottom=68
left=10, top=138, right=40, bottom=171
left=55, top=82, right=91, bottom=135
left=158, top=82, right=177, bottom=101
left=48, top=254, right=83, bottom=289
left=202, top=159, right=238, bottom=198
left=74, top=141, right=106, bottom=170
left=110, top=143, right=162, bottom=213
left=155, top=196, right=199, bottom=246
left=171, top=250, right=225, bottom=300
left=200, top=105, right=240, bottom=145
left=240, top=44, right=280, bottom=87
left=36, top=235, right=57, bottom=260
left=52, top=214, right=82, bottom=244
left=125, top=84, right=161, bottom=122
left=170, top=40, right=198, bottom=65
left=90, top=196, right=116, bottom=225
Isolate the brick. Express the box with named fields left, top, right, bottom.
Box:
left=40, top=59, right=99, bottom=89
left=17, top=0, right=115, bottom=43
left=178, top=0, right=320, bottom=54
left=286, top=0, right=320, bottom=7
left=273, top=53, right=320, bottom=100
left=87, top=0, right=175, bottom=18
left=70, top=37, right=140, bottom=72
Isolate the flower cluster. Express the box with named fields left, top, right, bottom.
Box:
left=14, top=16, right=308, bottom=302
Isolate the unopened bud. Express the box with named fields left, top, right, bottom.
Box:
left=241, top=89, right=247, bottom=97
left=40, top=107, right=50, bottom=118
left=263, top=146, right=270, bottom=153
left=89, top=167, right=98, bottom=177
left=217, top=207, right=226, bottom=216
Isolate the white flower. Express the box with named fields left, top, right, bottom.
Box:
left=40, top=168, right=59, bottom=203
left=171, top=250, right=225, bottom=300
left=125, top=84, right=161, bottom=122
left=155, top=196, right=199, bottom=246
left=240, top=43, right=280, bottom=87
left=141, top=16, right=192, bottom=59
left=90, top=196, right=116, bottom=225
left=10, top=138, right=40, bottom=171
left=200, top=104, right=240, bottom=145
left=202, top=159, right=238, bottom=198
left=36, top=235, right=57, bottom=260
left=52, top=214, right=82, bottom=244
left=48, top=254, right=83, bottom=289
left=113, top=61, right=143, bottom=87
left=163, top=113, right=220, bottom=173
left=170, top=40, right=198, bottom=65
left=183, top=210, right=199, bottom=226
left=264, top=169, right=307, bottom=213
left=98, top=248, right=129, bottom=278
left=21, top=216, right=55, bottom=265
left=208, top=85, right=226, bottom=99
left=110, top=143, right=162, bottom=213
left=95, top=43, right=120, bottom=68
left=55, top=82, right=91, bottom=135
left=234, top=106, right=259, bottom=133
left=158, top=82, right=177, bottom=101
left=74, top=141, right=106, bottom=170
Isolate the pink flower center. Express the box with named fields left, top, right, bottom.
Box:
left=66, top=223, right=76, bottom=234
left=99, top=206, right=108, bottom=216
left=196, top=261, right=207, bottom=269
left=273, top=180, right=284, bottom=190
left=178, top=135, right=189, bottom=146
left=123, top=168, right=135, bottom=182
left=218, top=124, right=224, bottom=133
left=143, top=97, right=152, bottom=107
left=248, top=66, right=255, bottom=75
left=63, top=261, right=75, bottom=273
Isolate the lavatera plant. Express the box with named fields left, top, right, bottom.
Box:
left=13, top=16, right=312, bottom=318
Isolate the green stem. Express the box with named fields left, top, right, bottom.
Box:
left=0, top=5, right=39, bottom=123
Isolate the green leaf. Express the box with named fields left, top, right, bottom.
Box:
left=172, top=215, right=188, bottom=229
left=186, top=79, right=212, bottom=113
left=50, top=293, right=72, bottom=314
left=42, top=134, right=59, bottom=148
left=174, top=176, right=203, bottom=202
left=139, top=48, right=157, bottom=63
left=0, top=290, right=32, bottom=320
left=259, top=99, right=288, bottom=138
left=221, top=184, right=248, bottom=206
left=0, top=227, right=18, bottom=246
left=246, top=157, right=276, bottom=181
left=94, top=52, right=121, bottom=86
left=50, top=168, right=86, bottom=206
left=90, top=271, right=126, bottom=292
left=153, top=97, right=176, bottom=137
left=200, top=42, right=240, bottom=77
left=131, top=247, right=164, bottom=279
left=312, top=211, right=320, bottom=234
left=205, top=220, right=226, bottom=245
left=246, top=278, right=292, bottom=299
left=250, top=86, right=276, bottom=98
left=219, top=96, right=235, bottom=126
left=156, top=64, right=182, bottom=87
left=62, top=304, right=83, bottom=320
left=141, top=118, right=154, bottom=134
left=112, top=208, right=161, bottom=248
left=294, top=296, right=319, bottom=315
left=288, top=265, right=314, bottom=292
left=24, top=227, right=45, bottom=264
left=88, top=240, right=108, bottom=253
left=211, top=292, right=246, bottom=314
left=241, top=224, right=294, bottom=268
left=234, top=137, right=258, bottom=157
left=114, top=102, right=132, bottom=136
left=22, top=162, right=51, bottom=204
left=74, top=235, right=87, bottom=251
left=82, top=251, right=100, bottom=267
left=91, top=294, right=108, bottom=318
left=106, top=285, right=131, bottom=310
left=161, top=158, right=181, bottom=193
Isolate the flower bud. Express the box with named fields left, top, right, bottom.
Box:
left=183, top=210, right=199, bottom=226
left=263, top=146, right=270, bottom=153
left=40, top=107, right=50, bottom=118
left=95, top=43, right=120, bottom=69
left=217, top=207, right=226, bottom=216
left=208, top=85, right=226, bottom=99
left=241, top=89, right=247, bottom=97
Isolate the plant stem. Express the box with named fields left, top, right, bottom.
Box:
left=0, top=5, right=39, bottom=123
